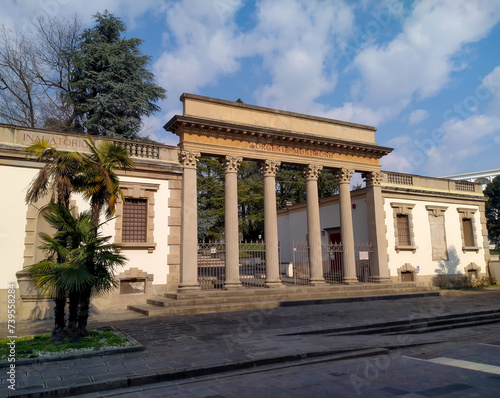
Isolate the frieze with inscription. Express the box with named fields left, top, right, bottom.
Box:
left=249, top=142, right=337, bottom=160
left=21, top=133, right=87, bottom=149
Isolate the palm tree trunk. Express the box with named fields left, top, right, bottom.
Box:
left=76, top=288, right=92, bottom=337
left=66, top=291, right=79, bottom=337
left=50, top=297, right=67, bottom=341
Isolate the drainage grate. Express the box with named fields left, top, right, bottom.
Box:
left=404, top=353, right=440, bottom=360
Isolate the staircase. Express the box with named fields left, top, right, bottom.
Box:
left=127, top=283, right=439, bottom=317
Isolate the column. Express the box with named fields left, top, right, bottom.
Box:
left=178, top=150, right=201, bottom=291
left=337, top=168, right=358, bottom=284
left=262, top=160, right=282, bottom=288
left=304, top=164, right=326, bottom=286
left=223, top=156, right=243, bottom=289
left=363, top=171, right=391, bottom=283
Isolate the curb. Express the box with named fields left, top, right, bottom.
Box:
left=7, top=347, right=388, bottom=398
left=0, top=327, right=144, bottom=368
left=279, top=291, right=441, bottom=307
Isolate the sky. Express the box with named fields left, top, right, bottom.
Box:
left=1, top=0, right=500, bottom=177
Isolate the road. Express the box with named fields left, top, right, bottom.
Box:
left=81, top=323, right=500, bottom=398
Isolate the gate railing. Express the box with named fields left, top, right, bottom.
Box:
left=197, top=241, right=270, bottom=289
left=291, top=242, right=374, bottom=285
left=198, top=243, right=225, bottom=290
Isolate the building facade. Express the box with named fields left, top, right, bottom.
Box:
left=0, top=94, right=492, bottom=320
left=278, top=171, right=489, bottom=285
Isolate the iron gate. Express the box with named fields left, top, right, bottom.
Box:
left=197, top=242, right=269, bottom=289
left=291, top=242, right=374, bottom=284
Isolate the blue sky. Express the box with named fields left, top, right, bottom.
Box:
left=2, top=0, right=500, bottom=177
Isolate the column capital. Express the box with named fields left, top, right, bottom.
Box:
left=223, top=155, right=243, bottom=173
left=303, top=164, right=323, bottom=180
left=179, top=150, right=200, bottom=168
left=336, top=167, right=354, bottom=184
left=363, top=171, right=382, bottom=187
left=261, top=159, right=281, bottom=177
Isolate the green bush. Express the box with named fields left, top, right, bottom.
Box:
left=432, top=274, right=491, bottom=289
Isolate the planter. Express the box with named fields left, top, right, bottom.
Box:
left=15, top=269, right=50, bottom=302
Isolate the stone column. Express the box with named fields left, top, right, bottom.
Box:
left=178, top=150, right=201, bottom=291
left=304, top=164, right=326, bottom=286
left=223, top=156, right=243, bottom=289
left=262, top=160, right=282, bottom=288
left=363, top=171, right=391, bottom=283
left=337, top=168, right=358, bottom=284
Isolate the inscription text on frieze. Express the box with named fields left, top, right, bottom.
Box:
left=249, top=142, right=337, bottom=159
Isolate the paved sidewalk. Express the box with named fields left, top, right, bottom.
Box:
left=2, top=289, right=500, bottom=397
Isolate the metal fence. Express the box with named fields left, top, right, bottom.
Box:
left=291, top=242, right=374, bottom=284
left=198, top=243, right=225, bottom=290
left=355, top=243, right=374, bottom=282
left=197, top=242, right=268, bottom=289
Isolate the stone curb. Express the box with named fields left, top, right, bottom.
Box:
left=279, top=291, right=441, bottom=307
left=0, top=327, right=144, bottom=368
left=7, top=347, right=389, bottom=398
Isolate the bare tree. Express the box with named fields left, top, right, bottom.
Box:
left=0, top=13, right=81, bottom=130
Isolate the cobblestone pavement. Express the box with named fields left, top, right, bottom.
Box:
left=2, top=289, right=500, bottom=397
left=81, top=331, right=500, bottom=397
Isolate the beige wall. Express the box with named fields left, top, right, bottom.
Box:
left=384, top=197, right=486, bottom=281
left=182, top=94, right=377, bottom=144
left=0, top=124, right=182, bottom=319
left=277, top=191, right=369, bottom=263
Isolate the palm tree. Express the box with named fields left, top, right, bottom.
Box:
left=72, top=135, right=134, bottom=335
left=75, top=135, right=134, bottom=226
left=25, top=139, right=83, bottom=208
left=27, top=203, right=126, bottom=337
left=25, top=139, right=83, bottom=339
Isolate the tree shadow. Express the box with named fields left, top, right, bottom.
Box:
left=435, top=245, right=461, bottom=275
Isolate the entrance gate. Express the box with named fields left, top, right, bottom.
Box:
left=292, top=242, right=374, bottom=285
left=197, top=242, right=269, bottom=289
left=164, top=93, right=392, bottom=292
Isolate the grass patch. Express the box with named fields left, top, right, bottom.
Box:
left=0, top=327, right=132, bottom=360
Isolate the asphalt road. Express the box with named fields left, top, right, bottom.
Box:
left=80, top=322, right=500, bottom=398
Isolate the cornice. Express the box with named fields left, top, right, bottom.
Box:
left=164, top=115, right=393, bottom=160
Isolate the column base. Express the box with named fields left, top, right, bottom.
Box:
left=370, top=276, right=392, bottom=284
left=177, top=283, right=200, bottom=292
left=309, top=278, right=326, bottom=286
left=264, top=280, right=283, bottom=288
left=342, top=277, right=359, bottom=284
left=224, top=281, right=243, bottom=289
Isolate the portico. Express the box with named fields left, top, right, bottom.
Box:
left=164, top=94, right=393, bottom=292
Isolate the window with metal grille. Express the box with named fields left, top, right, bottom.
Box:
left=123, top=198, right=147, bottom=242
left=396, top=214, right=411, bottom=246
left=462, top=218, right=474, bottom=247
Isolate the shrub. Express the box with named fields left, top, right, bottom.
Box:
left=432, top=274, right=491, bottom=289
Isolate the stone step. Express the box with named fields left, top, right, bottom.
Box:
left=165, top=282, right=431, bottom=300
left=283, top=309, right=500, bottom=336
left=149, top=287, right=435, bottom=308
left=128, top=288, right=439, bottom=317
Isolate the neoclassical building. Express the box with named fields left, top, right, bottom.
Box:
left=0, top=94, right=491, bottom=320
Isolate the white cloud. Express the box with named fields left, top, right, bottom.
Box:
left=249, top=0, right=354, bottom=111
left=421, top=114, right=500, bottom=175
left=152, top=0, right=245, bottom=119
left=352, top=0, right=500, bottom=112
left=408, top=109, right=429, bottom=125
left=481, top=65, right=500, bottom=107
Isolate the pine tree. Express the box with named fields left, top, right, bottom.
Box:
left=485, top=176, right=500, bottom=249
left=70, top=11, right=166, bottom=139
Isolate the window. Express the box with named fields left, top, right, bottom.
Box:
left=115, top=182, right=159, bottom=252
left=390, top=203, right=416, bottom=252
left=462, top=218, right=474, bottom=247
left=426, top=206, right=448, bottom=261
left=457, top=208, right=480, bottom=253
left=396, top=214, right=411, bottom=246
left=123, top=198, right=147, bottom=242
